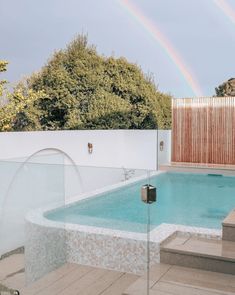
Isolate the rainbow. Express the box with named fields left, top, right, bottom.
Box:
left=214, top=0, right=235, bottom=24
left=119, top=0, right=203, bottom=97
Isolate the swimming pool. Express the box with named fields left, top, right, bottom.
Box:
left=45, top=172, right=235, bottom=233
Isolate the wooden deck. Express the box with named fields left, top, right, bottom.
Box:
left=0, top=254, right=139, bottom=295
left=2, top=253, right=235, bottom=294
left=124, top=263, right=235, bottom=295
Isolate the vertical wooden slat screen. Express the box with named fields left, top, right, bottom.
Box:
left=171, top=97, right=235, bottom=165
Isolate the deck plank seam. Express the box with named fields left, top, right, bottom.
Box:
left=33, top=265, right=86, bottom=295
left=98, top=272, right=126, bottom=295
left=151, top=265, right=173, bottom=289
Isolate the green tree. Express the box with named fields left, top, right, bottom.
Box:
left=215, top=78, right=235, bottom=97
left=28, top=35, right=172, bottom=130
left=1, top=35, right=172, bottom=131
left=0, top=60, right=8, bottom=97
left=0, top=62, right=45, bottom=131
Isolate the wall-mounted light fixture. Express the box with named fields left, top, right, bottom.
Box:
left=160, top=140, right=164, bottom=151
left=88, top=143, right=93, bottom=154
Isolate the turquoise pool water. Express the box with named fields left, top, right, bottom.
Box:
left=46, top=173, right=235, bottom=233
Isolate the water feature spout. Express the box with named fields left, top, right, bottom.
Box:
left=0, top=148, right=84, bottom=255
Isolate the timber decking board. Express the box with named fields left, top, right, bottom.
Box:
left=18, top=263, right=139, bottom=295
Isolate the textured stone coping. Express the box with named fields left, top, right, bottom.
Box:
left=24, top=171, right=222, bottom=284
left=161, top=235, right=235, bottom=262
left=223, top=209, right=235, bottom=227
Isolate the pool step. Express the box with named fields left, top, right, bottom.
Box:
left=160, top=235, right=235, bottom=275
left=160, top=164, right=235, bottom=176
left=223, top=209, right=235, bottom=242
left=123, top=263, right=235, bottom=295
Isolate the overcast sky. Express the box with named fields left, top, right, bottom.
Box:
left=0, top=0, right=235, bottom=97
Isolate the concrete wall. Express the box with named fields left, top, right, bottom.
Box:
left=0, top=130, right=171, bottom=170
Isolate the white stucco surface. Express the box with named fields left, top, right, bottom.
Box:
left=0, top=130, right=171, bottom=169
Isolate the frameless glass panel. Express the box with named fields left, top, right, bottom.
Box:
left=44, top=164, right=150, bottom=294
left=145, top=168, right=235, bottom=294
left=0, top=159, right=159, bottom=294
left=0, top=151, right=67, bottom=294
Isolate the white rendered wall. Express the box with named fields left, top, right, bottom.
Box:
left=0, top=130, right=171, bottom=169
left=158, top=130, right=171, bottom=167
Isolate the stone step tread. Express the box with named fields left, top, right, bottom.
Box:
left=161, top=236, right=235, bottom=262
left=152, top=281, right=234, bottom=295
left=223, top=209, right=235, bottom=227
left=123, top=263, right=235, bottom=295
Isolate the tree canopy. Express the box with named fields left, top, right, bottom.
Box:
left=0, top=35, right=172, bottom=131
left=0, top=60, right=8, bottom=97
left=215, top=78, right=235, bottom=97
left=0, top=62, right=45, bottom=131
